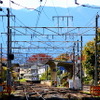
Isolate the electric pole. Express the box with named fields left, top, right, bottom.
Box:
left=73, top=42, right=76, bottom=89
left=94, top=14, right=99, bottom=85
left=0, top=43, right=2, bottom=81
left=94, top=14, right=98, bottom=85
left=80, top=36, right=83, bottom=89
left=0, top=8, right=15, bottom=86
left=7, top=8, right=12, bottom=86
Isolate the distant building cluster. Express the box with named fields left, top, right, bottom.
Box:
left=20, top=63, right=46, bottom=81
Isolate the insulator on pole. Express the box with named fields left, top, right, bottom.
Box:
left=40, top=0, right=42, bottom=2
left=0, top=0, right=3, bottom=4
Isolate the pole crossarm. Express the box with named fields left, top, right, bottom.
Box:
left=0, top=15, right=15, bottom=17
left=11, top=33, right=95, bottom=36
left=11, top=46, right=73, bottom=49
left=2, top=52, right=73, bottom=54
left=12, top=52, right=72, bottom=54
left=11, top=41, right=82, bottom=42
left=10, top=26, right=95, bottom=36
left=10, top=26, right=96, bottom=28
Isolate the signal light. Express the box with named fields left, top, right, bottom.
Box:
left=8, top=54, right=14, bottom=60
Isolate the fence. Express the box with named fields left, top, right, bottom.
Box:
left=0, top=83, right=11, bottom=95
left=90, top=86, right=100, bottom=96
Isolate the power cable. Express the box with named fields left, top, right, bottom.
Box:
left=34, top=0, right=47, bottom=31
left=10, top=1, right=64, bottom=53
left=74, top=0, right=99, bottom=47
left=10, top=0, right=40, bottom=13
left=75, top=0, right=100, bottom=9
left=51, top=0, right=59, bottom=16
left=0, top=1, right=55, bottom=61
left=10, top=21, right=56, bottom=52
left=10, top=13, right=52, bottom=53
left=8, top=4, right=82, bottom=59
left=10, top=28, right=55, bottom=55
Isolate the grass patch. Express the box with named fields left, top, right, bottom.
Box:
left=81, top=91, right=90, bottom=94
left=19, top=78, right=26, bottom=82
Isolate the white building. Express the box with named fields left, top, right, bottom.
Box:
left=20, top=63, right=46, bottom=81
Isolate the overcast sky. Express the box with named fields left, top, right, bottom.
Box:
left=0, top=0, right=100, bottom=10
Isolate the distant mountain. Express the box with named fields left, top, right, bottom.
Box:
left=12, top=6, right=99, bottom=27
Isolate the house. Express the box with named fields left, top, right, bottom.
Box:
left=20, top=63, right=46, bottom=81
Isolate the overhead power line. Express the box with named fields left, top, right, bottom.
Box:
left=75, top=0, right=100, bottom=9
left=10, top=0, right=40, bottom=12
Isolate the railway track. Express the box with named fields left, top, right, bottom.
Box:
left=12, top=82, right=92, bottom=99
left=1, top=82, right=100, bottom=100
left=22, top=84, right=45, bottom=100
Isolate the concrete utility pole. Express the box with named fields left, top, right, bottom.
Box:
left=94, top=14, right=99, bottom=85
left=0, top=8, right=12, bottom=85
left=6, top=8, right=15, bottom=87
left=0, top=43, right=3, bottom=80
left=72, top=38, right=83, bottom=90
left=0, top=43, right=2, bottom=65
left=80, top=36, right=83, bottom=89
left=73, top=42, right=76, bottom=89
left=0, top=8, right=15, bottom=86
left=7, top=8, right=12, bottom=86
left=94, top=14, right=100, bottom=85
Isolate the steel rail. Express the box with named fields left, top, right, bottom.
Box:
left=22, top=83, right=45, bottom=100
left=30, top=86, right=45, bottom=100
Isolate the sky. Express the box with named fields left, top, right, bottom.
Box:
left=0, top=0, right=100, bottom=63
left=0, top=0, right=100, bottom=10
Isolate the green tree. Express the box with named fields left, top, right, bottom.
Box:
left=82, top=41, right=95, bottom=85
left=40, top=67, right=51, bottom=80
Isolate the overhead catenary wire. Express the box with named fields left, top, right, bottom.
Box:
left=10, top=26, right=95, bottom=56
left=35, top=0, right=47, bottom=28
left=9, top=2, right=89, bottom=57
left=0, top=0, right=97, bottom=64
left=10, top=11, right=43, bottom=49
left=37, top=0, right=74, bottom=52
left=51, top=0, right=59, bottom=16
left=9, top=26, right=94, bottom=52
left=11, top=32, right=56, bottom=57
left=10, top=26, right=96, bottom=35
left=9, top=14, right=55, bottom=53
left=75, top=0, right=100, bottom=9
left=33, top=0, right=57, bottom=52
left=9, top=25, right=61, bottom=56
left=10, top=0, right=40, bottom=12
